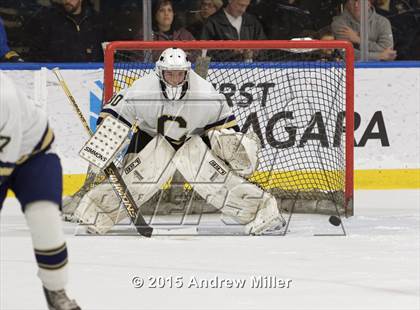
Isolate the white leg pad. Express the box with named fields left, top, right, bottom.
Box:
left=121, top=135, right=176, bottom=204
left=74, top=183, right=125, bottom=234
left=173, top=136, right=242, bottom=210
left=75, top=135, right=176, bottom=234
left=173, top=136, right=284, bottom=233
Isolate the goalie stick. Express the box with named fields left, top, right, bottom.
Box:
left=52, top=68, right=153, bottom=237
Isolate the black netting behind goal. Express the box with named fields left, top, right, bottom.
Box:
left=99, top=40, right=354, bottom=215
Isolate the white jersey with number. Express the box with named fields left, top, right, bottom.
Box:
left=0, top=73, right=53, bottom=173
left=99, top=70, right=237, bottom=144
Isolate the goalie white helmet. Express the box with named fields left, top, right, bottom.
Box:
left=156, top=47, right=191, bottom=100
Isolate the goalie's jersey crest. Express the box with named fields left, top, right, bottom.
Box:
left=98, top=70, right=238, bottom=144
left=0, top=73, right=54, bottom=180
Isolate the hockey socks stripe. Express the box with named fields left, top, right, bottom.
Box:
left=35, top=243, right=68, bottom=270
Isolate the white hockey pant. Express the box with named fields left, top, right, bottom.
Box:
left=75, top=136, right=176, bottom=234
left=173, top=136, right=284, bottom=235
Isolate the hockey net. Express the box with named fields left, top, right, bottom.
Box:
left=69, top=40, right=354, bottom=218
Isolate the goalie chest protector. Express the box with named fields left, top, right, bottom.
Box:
left=102, top=70, right=235, bottom=144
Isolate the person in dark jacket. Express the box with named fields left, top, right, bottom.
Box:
left=200, top=0, right=266, bottom=61
left=26, top=0, right=105, bottom=62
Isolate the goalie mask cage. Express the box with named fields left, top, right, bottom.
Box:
left=103, top=40, right=354, bottom=217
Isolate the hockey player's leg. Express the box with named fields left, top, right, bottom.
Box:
left=75, top=135, right=177, bottom=234
left=24, top=201, right=68, bottom=290
left=172, top=136, right=284, bottom=235
left=25, top=201, right=80, bottom=310
left=12, top=153, right=80, bottom=310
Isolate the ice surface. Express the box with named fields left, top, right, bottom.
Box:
left=1, top=190, right=419, bottom=310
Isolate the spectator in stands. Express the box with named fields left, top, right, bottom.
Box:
left=186, top=0, right=223, bottom=38
left=331, top=0, right=397, bottom=60
left=149, top=0, right=195, bottom=41
left=201, top=0, right=266, bottom=41
left=134, top=0, right=195, bottom=62
left=26, top=0, right=105, bottom=62
left=0, top=17, right=23, bottom=62
left=201, top=0, right=266, bottom=61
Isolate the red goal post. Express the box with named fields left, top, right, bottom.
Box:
left=103, top=40, right=354, bottom=216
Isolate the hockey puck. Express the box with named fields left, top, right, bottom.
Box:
left=329, top=215, right=341, bottom=226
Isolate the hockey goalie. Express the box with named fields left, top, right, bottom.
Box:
left=74, top=47, right=285, bottom=235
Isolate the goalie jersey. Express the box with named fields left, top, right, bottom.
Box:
left=98, top=70, right=239, bottom=145
left=0, top=73, right=54, bottom=183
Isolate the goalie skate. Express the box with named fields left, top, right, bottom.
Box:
left=245, top=197, right=286, bottom=235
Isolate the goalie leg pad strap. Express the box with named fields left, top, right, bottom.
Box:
left=173, top=136, right=281, bottom=231
left=76, top=135, right=177, bottom=233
